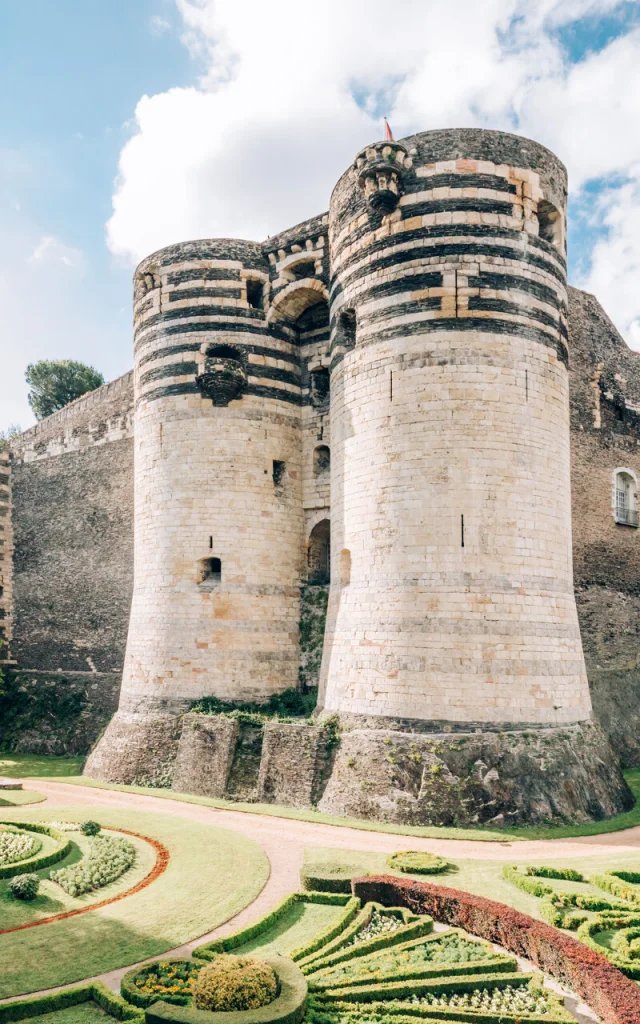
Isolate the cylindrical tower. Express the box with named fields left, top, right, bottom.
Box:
left=87, top=239, right=303, bottom=781
left=320, top=129, right=592, bottom=729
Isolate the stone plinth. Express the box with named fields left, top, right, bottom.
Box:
left=0, top=778, right=22, bottom=790
left=173, top=714, right=239, bottom=798
left=258, top=722, right=327, bottom=808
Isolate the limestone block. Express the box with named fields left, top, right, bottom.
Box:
left=172, top=713, right=238, bottom=798
left=258, top=721, right=327, bottom=808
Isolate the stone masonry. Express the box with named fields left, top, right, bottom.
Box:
left=5, top=127, right=640, bottom=823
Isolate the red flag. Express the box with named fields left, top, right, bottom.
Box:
left=384, top=117, right=393, bottom=142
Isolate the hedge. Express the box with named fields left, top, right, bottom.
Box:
left=144, top=956, right=307, bottom=1024
left=501, top=865, right=553, bottom=898
left=193, top=893, right=353, bottom=960
left=0, top=822, right=71, bottom=879
left=0, top=982, right=143, bottom=1023
left=307, top=993, right=572, bottom=1024
left=352, top=875, right=640, bottom=1024
left=577, top=919, right=640, bottom=980
left=299, top=907, right=432, bottom=974
left=310, top=953, right=516, bottom=993
left=290, top=897, right=361, bottom=961
left=593, top=873, right=640, bottom=907
left=313, top=968, right=527, bottom=1004
left=121, top=959, right=197, bottom=1009
left=300, top=871, right=354, bottom=894
left=386, top=852, right=450, bottom=876
left=525, top=865, right=585, bottom=882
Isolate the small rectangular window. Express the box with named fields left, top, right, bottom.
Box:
left=272, top=460, right=286, bottom=486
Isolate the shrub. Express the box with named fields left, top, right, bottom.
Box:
left=192, top=955, right=278, bottom=1011
left=50, top=834, right=135, bottom=896
left=0, top=828, right=41, bottom=866
left=386, top=852, right=450, bottom=875
left=352, top=875, right=640, bottom=1024
left=502, top=864, right=554, bottom=897
left=122, top=961, right=201, bottom=1008
left=80, top=820, right=101, bottom=837
left=525, top=865, right=585, bottom=882
left=9, top=873, right=40, bottom=901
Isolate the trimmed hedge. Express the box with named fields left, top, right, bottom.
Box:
left=307, top=992, right=572, bottom=1024
left=0, top=982, right=143, bottom=1023
left=386, top=852, right=450, bottom=876
left=310, top=954, right=517, bottom=993
left=121, top=960, right=199, bottom=1009
left=501, top=864, right=553, bottom=898
left=193, top=892, right=353, bottom=960
left=525, top=865, right=585, bottom=882
left=300, top=871, right=354, bottom=894
left=0, top=821, right=71, bottom=879
left=299, top=907, right=432, bottom=974
left=577, top=919, right=640, bottom=981
left=352, top=875, right=640, bottom=1024
left=144, top=956, right=307, bottom=1024
left=290, top=898, right=360, bottom=962
left=313, top=968, right=527, bottom=1004
left=593, top=873, right=640, bottom=907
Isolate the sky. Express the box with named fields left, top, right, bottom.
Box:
left=1, top=0, right=640, bottom=432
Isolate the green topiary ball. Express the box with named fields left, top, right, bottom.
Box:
left=80, top=820, right=101, bottom=836
left=192, top=954, right=278, bottom=1011
left=9, top=873, right=40, bottom=901
left=387, top=850, right=451, bottom=874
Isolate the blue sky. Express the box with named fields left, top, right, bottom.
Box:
left=1, top=0, right=639, bottom=431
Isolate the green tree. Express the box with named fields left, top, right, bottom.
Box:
left=25, top=360, right=105, bottom=420
left=0, top=424, right=21, bottom=451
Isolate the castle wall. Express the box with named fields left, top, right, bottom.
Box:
left=567, top=286, right=640, bottom=765
left=8, top=373, right=134, bottom=676
left=321, top=129, right=591, bottom=728
left=0, top=449, right=13, bottom=660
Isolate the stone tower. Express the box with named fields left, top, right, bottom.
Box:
left=86, top=239, right=304, bottom=781
left=319, top=129, right=592, bottom=729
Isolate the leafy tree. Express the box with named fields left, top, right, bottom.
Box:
left=25, top=360, right=105, bottom=420
left=0, top=424, right=21, bottom=451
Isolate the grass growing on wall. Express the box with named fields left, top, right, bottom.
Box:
left=0, top=805, right=269, bottom=999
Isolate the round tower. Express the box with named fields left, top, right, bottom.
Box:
left=86, top=239, right=303, bottom=782
left=320, top=129, right=592, bottom=729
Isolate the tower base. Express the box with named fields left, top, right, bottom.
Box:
left=316, top=718, right=632, bottom=827
left=84, top=708, right=632, bottom=827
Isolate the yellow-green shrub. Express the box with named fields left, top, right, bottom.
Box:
left=192, top=955, right=278, bottom=1011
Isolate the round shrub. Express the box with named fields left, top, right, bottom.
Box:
left=192, top=954, right=278, bottom=1011
left=80, top=820, right=101, bottom=836
left=9, top=872, right=40, bottom=901
left=387, top=850, right=450, bottom=874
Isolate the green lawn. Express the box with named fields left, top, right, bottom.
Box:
left=0, top=805, right=269, bottom=999
left=232, top=900, right=344, bottom=957
left=303, top=845, right=640, bottom=918
left=0, top=829, right=156, bottom=929
left=0, top=752, right=85, bottom=777
left=0, top=789, right=45, bottom=806
left=13, top=1005, right=110, bottom=1024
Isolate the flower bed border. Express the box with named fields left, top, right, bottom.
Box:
left=0, top=828, right=169, bottom=935
left=0, top=980, right=143, bottom=1023
left=0, top=823, right=71, bottom=880
left=352, top=875, right=640, bottom=1024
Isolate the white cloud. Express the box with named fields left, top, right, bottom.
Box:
left=150, top=14, right=172, bottom=35
left=28, top=234, right=84, bottom=270
left=106, top=0, right=640, bottom=347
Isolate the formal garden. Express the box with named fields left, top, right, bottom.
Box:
left=2, top=756, right=640, bottom=1024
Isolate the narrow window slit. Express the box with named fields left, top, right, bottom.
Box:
left=461, top=514, right=465, bottom=548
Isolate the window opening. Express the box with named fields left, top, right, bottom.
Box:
left=313, top=445, right=330, bottom=476
left=310, top=367, right=330, bottom=408
left=537, top=200, right=563, bottom=250
left=615, top=471, right=638, bottom=527
left=272, top=460, right=286, bottom=486
left=246, top=279, right=264, bottom=310
left=307, top=519, right=330, bottom=584
left=461, top=514, right=465, bottom=548
left=290, top=260, right=315, bottom=280
left=198, top=557, right=221, bottom=585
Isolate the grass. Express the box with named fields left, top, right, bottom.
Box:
left=0, top=753, right=85, bottom=777
left=12, top=1006, right=110, bottom=1024
left=0, top=804, right=269, bottom=999
left=303, top=845, right=640, bottom=919
left=232, top=901, right=344, bottom=957
left=0, top=789, right=45, bottom=806
left=0, top=829, right=156, bottom=930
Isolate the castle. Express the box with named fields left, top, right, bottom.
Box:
left=3, top=127, right=640, bottom=826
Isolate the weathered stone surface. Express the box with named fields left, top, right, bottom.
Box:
left=258, top=722, right=327, bottom=808
left=0, top=669, right=120, bottom=756
left=173, top=713, right=238, bottom=797
left=317, top=721, right=632, bottom=827
left=83, top=710, right=182, bottom=786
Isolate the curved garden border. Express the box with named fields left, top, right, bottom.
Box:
left=0, top=828, right=169, bottom=936
left=0, top=823, right=72, bottom=879
left=352, top=875, right=640, bottom=1024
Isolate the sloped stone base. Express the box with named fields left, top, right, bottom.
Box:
left=83, top=710, right=182, bottom=786
left=317, top=719, right=632, bottom=827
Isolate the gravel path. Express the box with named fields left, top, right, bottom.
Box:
left=3, top=779, right=639, bottom=1004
